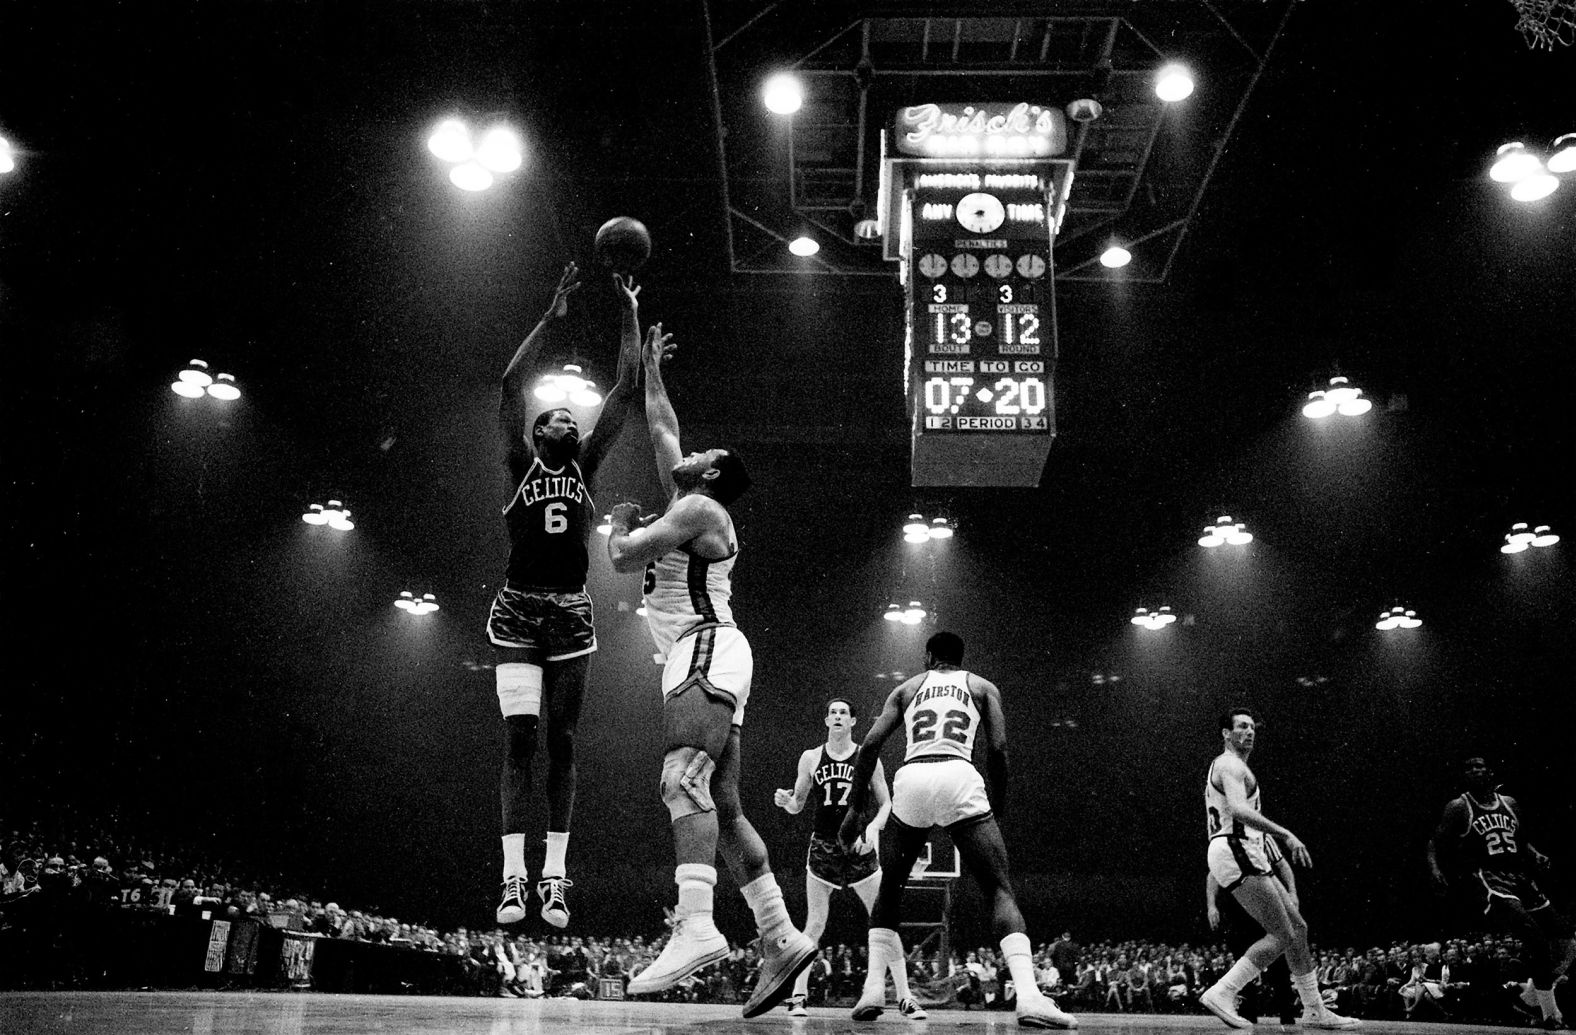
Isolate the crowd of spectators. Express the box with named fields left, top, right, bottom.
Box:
left=2, top=823, right=1563, bottom=1023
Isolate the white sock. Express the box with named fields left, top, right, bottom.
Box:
left=740, top=873, right=791, bottom=938
left=1001, top=932, right=1042, bottom=1002
left=888, top=935, right=913, bottom=1000
left=675, top=863, right=716, bottom=920
left=1293, top=969, right=1324, bottom=1012
left=1215, top=956, right=1264, bottom=997
left=542, top=831, right=569, bottom=879
left=501, top=834, right=528, bottom=880
left=1536, top=985, right=1562, bottom=1021
left=865, top=928, right=896, bottom=995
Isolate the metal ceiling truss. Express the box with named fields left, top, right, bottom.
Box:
left=705, top=1, right=1296, bottom=282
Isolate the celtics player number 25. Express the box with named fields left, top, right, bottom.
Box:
left=912, top=709, right=972, bottom=744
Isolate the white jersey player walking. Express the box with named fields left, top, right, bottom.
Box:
left=1198, top=709, right=1360, bottom=1030
left=840, top=631, right=1077, bottom=1028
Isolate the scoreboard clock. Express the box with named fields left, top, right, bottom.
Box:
left=904, top=174, right=1060, bottom=487
left=880, top=101, right=1071, bottom=487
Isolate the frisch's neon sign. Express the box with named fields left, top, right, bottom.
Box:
left=896, top=102, right=1065, bottom=158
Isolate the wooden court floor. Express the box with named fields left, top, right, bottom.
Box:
left=0, top=992, right=1530, bottom=1035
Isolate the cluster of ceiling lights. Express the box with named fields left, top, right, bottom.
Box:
left=1302, top=375, right=1372, bottom=419
left=170, top=359, right=241, bottom=400
left=301, top=500, right=355, bottom=532
left=427, top=118, right=524, bottom=193
left=883, top=601, right=930, bottom=625
left=902, top=513, right=955, bottom=543
left=534, top=364, right=603, bottom=407
left=763, top=63, right=1194, bottom=263
left=1501, top=522, right=1560, bottom=553
left=0, top=134, right=15, bottom=174
left=1374, top=605, right=1422, bottom=631
left=394, top=591, right=441, bottom=615
left=1488, top=135, right=1575, bottom=202
left=1198, top=515, right=1253, bottom=548
left=1131, top=605, right=1178, bottom=630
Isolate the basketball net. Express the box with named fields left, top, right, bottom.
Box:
left=1508, top=0, right=1576, bottom=48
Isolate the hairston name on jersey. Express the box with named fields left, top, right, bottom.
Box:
left=517, top=473, right=589, bottom=508
left=911, top=682, right=970, bottom=706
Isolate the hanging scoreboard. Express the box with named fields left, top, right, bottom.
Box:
left=880, top=102, right=1074, bottom=487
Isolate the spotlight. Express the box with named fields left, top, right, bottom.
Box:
left=428, top=117, right=523, bottom=191
left=427, top=119, right=474, bottom=163
left=170, top=359, right=241, bottom=400
left=0, top=135, right=14, bottom=174
left=475, top=127, right=523, bottom=173
left=395, top=591, right=440, bottom=615
left=1100, top=244, right=1132, bottom=269
left=596, top=514, right=612, bottom=535
left=1374, top=605, right=1421, bottom=631
left=902, top=513, right=929, bottom=542
left=883, top=603, right=904, bottom=623
left=928, top=517, right=954, bottom=540
left=902, top=601, right=927, bottom=625
left=206, top=373, right=241, bottom=401
left=762, top=73, right=804, bottom=115
left=1131, top=605, right=1177, bottom=630
left=854, top=218, right=882, bottom=240
left=1503, top=522, right=1559, bottom=552
left=302, top=500, right=354, bottom=531
left=450, top=162, right=494, bottom=192
left=533, top=364, right=602, bottom=407
left=1509, top=173, right=1559, bottom=202
left=1155, top=64, right=1195, bottom=102
left=788, top=236, right=820, bottom=257
left=1548, top=133, right=1576, bottom=174
left=1198, top=515, right=1252, bottom=548
left=1489, top=142, right=1540, bottom=183
left=1302, top=375, right=1370, bottom=419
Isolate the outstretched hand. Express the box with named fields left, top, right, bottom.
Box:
left=609, top=501, right=645, bottom=529
left=613, top=272, right=641, bottom=312
left=545, top=262, right=582, bottom=320
left=644, top=323, right=677, bottom=366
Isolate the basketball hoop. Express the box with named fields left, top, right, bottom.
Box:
left=1507, top=0, right=1576, bottom=48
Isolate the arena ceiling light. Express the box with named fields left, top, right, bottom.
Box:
left=788, top=235, right=820, bottom=256
left=596, top=514, right=613, bottom=535
left=395, top=591, right=440, bottom=615
left=1154, top=64, right=1195, bottom=102
left=302, top=500, right=354, bottom=532
left=1198, top=515, right=1252, bottom=548
left=533, top=364, right=602, bottom=407
left=170, top=359, right=242, bottom=401
left=1131, top=605, right=1177, bottom=630
left=1301, top=375, right=1371, bottom=419
left=1374, top=605, right=1421, bottom=630
left=762, top=73, right=804, bottom=115
left=1549, top=133, right=1576, bottom=173
left=1100, top=244, right=1132, bottom=268
left=0, top=135, right=14, bottom=174
left=902, top=513, right=955, bottom=543
left=427, top=117, right=524, bottom=193
left=883, top=601, right=928, bottom=625
left=1489, top=138, right=1568, bottom=202
left=1501, top=522, right=1559, bottom=553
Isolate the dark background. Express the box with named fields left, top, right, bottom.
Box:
left=2, top=0, right=1572, bottom=951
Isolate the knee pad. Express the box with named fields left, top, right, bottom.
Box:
left=660, top=749, right=716, bottom=821
left=497, top=662, right=543, bottom=718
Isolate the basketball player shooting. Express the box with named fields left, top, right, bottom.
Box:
left=486, top=262, right=643, bottom=929
left=1199, top=709, right=1360, bottom=1030
left=773, top=698, right=923, bottom=1019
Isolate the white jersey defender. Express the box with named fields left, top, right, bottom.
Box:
left=891, top=669, right=990, bottom=830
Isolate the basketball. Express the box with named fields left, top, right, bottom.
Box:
left=593, top=216, right=652, bottom=273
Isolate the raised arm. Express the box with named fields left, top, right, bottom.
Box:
left=774, top=748, right=818, bottom=815
left=501, top=263, right=581, bottom=470
left=607, top=493, right=718, bottom=573
left=975, top=675, right=1010, bottom=818
left=839, top=683, right=911, bottom=845
left=577, top=273, right=644, bottom=479
left=643, top=323, right=683, bottom=499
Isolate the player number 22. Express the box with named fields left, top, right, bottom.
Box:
left=911, top=708, right=972, bottom=744
left=544, top=502, right=568, bottom=534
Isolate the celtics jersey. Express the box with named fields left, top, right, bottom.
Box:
left=810, top=744, right=859, bottom=840
left=1458, top=793, right=1524, bottom=871
left=503, top=457, right=595, bottom=590
left=902, top=669, right=981, bottom=763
